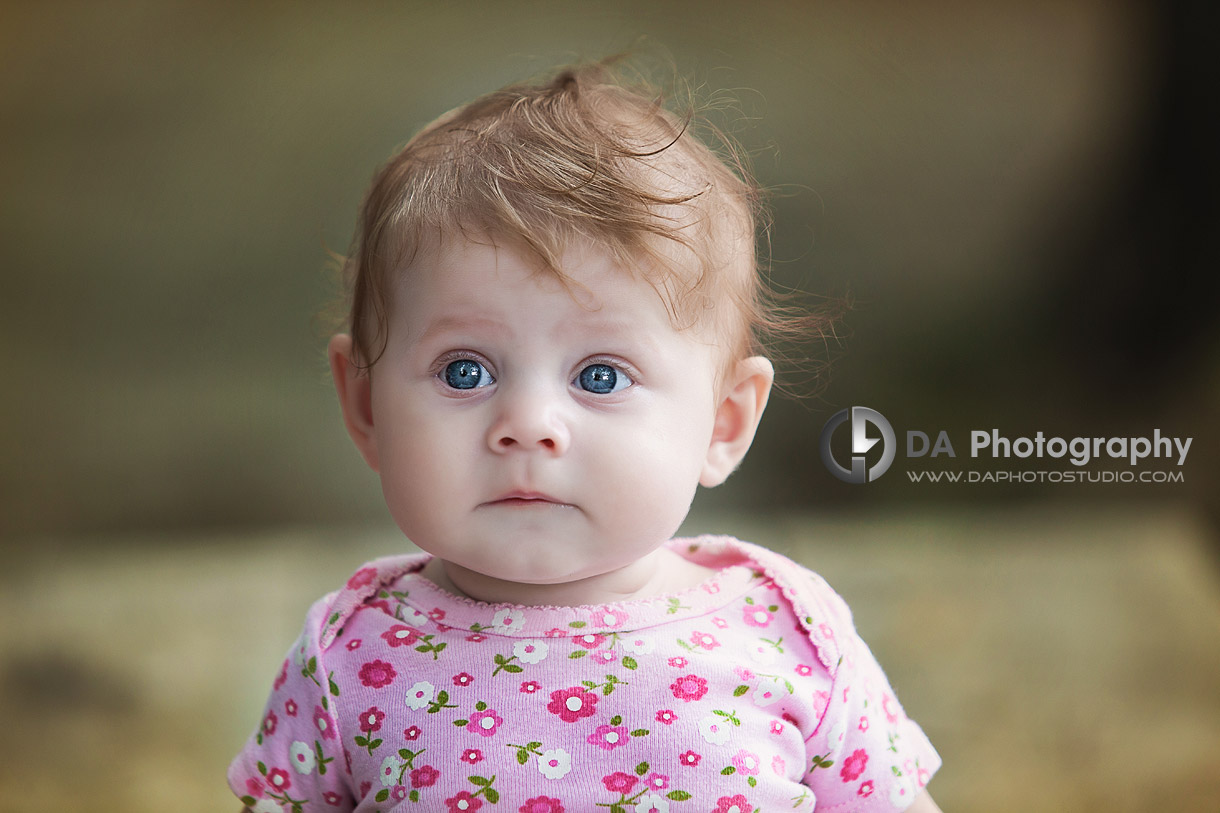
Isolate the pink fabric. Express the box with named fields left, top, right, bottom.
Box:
left=229, top=536, right=939, bottom=812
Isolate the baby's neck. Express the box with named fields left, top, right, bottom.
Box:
left=420, top=547, right=716, bottom=607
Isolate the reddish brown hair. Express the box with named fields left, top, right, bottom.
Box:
left=336, top=59, right=838, bottom=388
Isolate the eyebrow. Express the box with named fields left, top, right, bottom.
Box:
left=413, top=314, right=509, bottom=346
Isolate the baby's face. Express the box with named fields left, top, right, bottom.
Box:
left=365, top=236, right=724, bottom=587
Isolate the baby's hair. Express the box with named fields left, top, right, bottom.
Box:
left=332, top=55, right=842, bottom=393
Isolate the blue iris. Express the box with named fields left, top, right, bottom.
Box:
left=578, top=363, right=619, bottom=394
left=444, top=359, right=491, bottom=389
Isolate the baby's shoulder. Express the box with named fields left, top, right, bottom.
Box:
left=676, top=535, right=861, bottom=675
left=304, top=552, right=432, bottom=650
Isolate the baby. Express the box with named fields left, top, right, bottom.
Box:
left=230, top=63, right=941, bottom=813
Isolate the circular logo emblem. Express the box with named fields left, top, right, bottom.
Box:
left=819, top=406, right=896, bottom=484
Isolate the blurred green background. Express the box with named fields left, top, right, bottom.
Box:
left=2, top=1, right=1218, bottom=811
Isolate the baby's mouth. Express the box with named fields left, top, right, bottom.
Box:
left=484, top=490, right=573, bottom=508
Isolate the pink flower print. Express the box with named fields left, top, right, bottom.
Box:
left=858, top=715, right=870, bottom=733
left=359, top=781, right=372, bottom=798
left=840, top=748, right=869, bottom=782
left=543, top=627, right=567, bottom=638
left=769, top=719, right=784, bottom=735
left=461, top=748, right=483, bottom=764
left=466, top=633, right=487, bottom=643
left=429, top=607, right=446, bottom=621
left=918, top=766, right=931, bottom=787
left=669, top=674, right=708, bottom=702
left=667, top=656, right=688, bottom=669
left=446, top=790, right=483, bottom=812
left=882, top=692, right=900, bottom=724
left=590, top=607, right=628, bottom=628
left=313, top=705, right=336, bottom=740
left=812, top=690, right=830, bottom=718
left=391, top=785, right=408, bottom=801
left=366, top=598, right=392, bottom=614
left=410, top=764, right=440, bottom=788
left=733, top=665, right=756, bottom=681
left=678, top=749, right=701, bottom=767
left=273, top=661, right=288, bottom=690
left=644, top=772, right=669, bottom=791
left=518, top=797, right=564, bottom=813
left=743, top=605, right=774, bottom=628
left=655, top=709, right=677, bottom=725
left=689, top=630, right=720, bottom=650
left=467, top=708, right=504, bottom=737
left=712, top=616, right=728, bottom=629
left=520, top=680, right=541, bottom=694
left=359, top=706, right=386, bottom=733
left=244, top=777, right=263, bottom=797
left=586, top=724, right=629, bottom=751
left=359, top=659, right=397, bottom=689
left=818, top=622, right=835, bottom=640
left=591, top=649, right=617, bottom=665
left=601, top=771, right=637, bottom=794
left=712, top=794, right=751, bottom=813
left=731, top=750, right=761, bottom=776
left=262, top=711, right=278, bottom=736
left=453, top=672, right=475, bottom=687
left=382, top=624, right=421, bottom=648
left=858, top=779, right=875, bottom=797
left=345, top=638, right=362, bottom=651
left=266, top=767, right=291, bottom=792
left=284, top=699, right=298, bottom=717
left=346, top=567, right=377, bottom=589
left=404, top=725, right=421, bottom=741
left=771, top=755, right=786, bottom=776
left=795, top=663, right=813, bottom=676
left=572, top=632, right=606, bottom=649
left=547, top=686, right=599, bottom=722
left=323, top=791, right=342, bottom=805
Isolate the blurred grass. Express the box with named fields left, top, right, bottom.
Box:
left=2, top=505, right=1218, bottom=812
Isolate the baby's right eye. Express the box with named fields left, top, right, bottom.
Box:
left=442, top=358, right=494, bottom=390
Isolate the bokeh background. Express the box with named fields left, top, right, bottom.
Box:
left=2, top=1, right=1217, bottom=811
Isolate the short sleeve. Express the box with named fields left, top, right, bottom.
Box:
left=228, top=596, right=353, bottom=812
left=801, top=626, right=940, bottom=811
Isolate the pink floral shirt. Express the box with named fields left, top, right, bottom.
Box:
left=229, top=536, right=939, bottom=813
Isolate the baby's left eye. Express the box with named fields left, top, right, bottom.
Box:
left=576, top=363, right=633, bottom=395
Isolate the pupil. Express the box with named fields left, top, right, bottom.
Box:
left=580, top=364, right=616, bottom=393
left=445, top=360, right=482, bottom=389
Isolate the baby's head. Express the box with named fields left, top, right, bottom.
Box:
left=343, top=61, right=767, bottom=388
left=329, top=62, right=790, bottom=600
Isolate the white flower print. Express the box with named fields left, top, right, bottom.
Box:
left=634, top=794, right=670, bottom=813
left=404, top=681, right=435, bottom=710
left=826, top=720, right=846, bottom=748
left=622, top=634, right=656, bottom=656
left=288, top=740, right=316, bottom=775
left=888, top=772, right=916, bottom=806
left=250, top=800, right=283, bottom=813
left=537, top=747, right=572, bottom=779
left=698, top=714, right=731, bottom=745
left=378, top=755, right=402, bottom=787
left=399, top=606, right=430, bottom=627
left=747, top=640, right=778, bottom=666
left=292, top=634, right=314, bottom=667
left=752, top=676, right=784, bottom=707
left=491, top=608, right=525, bottom=632
left=513, top=639, right=549, bottom=664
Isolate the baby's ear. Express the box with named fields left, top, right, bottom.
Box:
left=700, top=356, right=774, bottom=487
left=328, top=334, right=380, bottom=472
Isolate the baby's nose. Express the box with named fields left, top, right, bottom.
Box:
left=486, top=386, right=571, bottom=455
